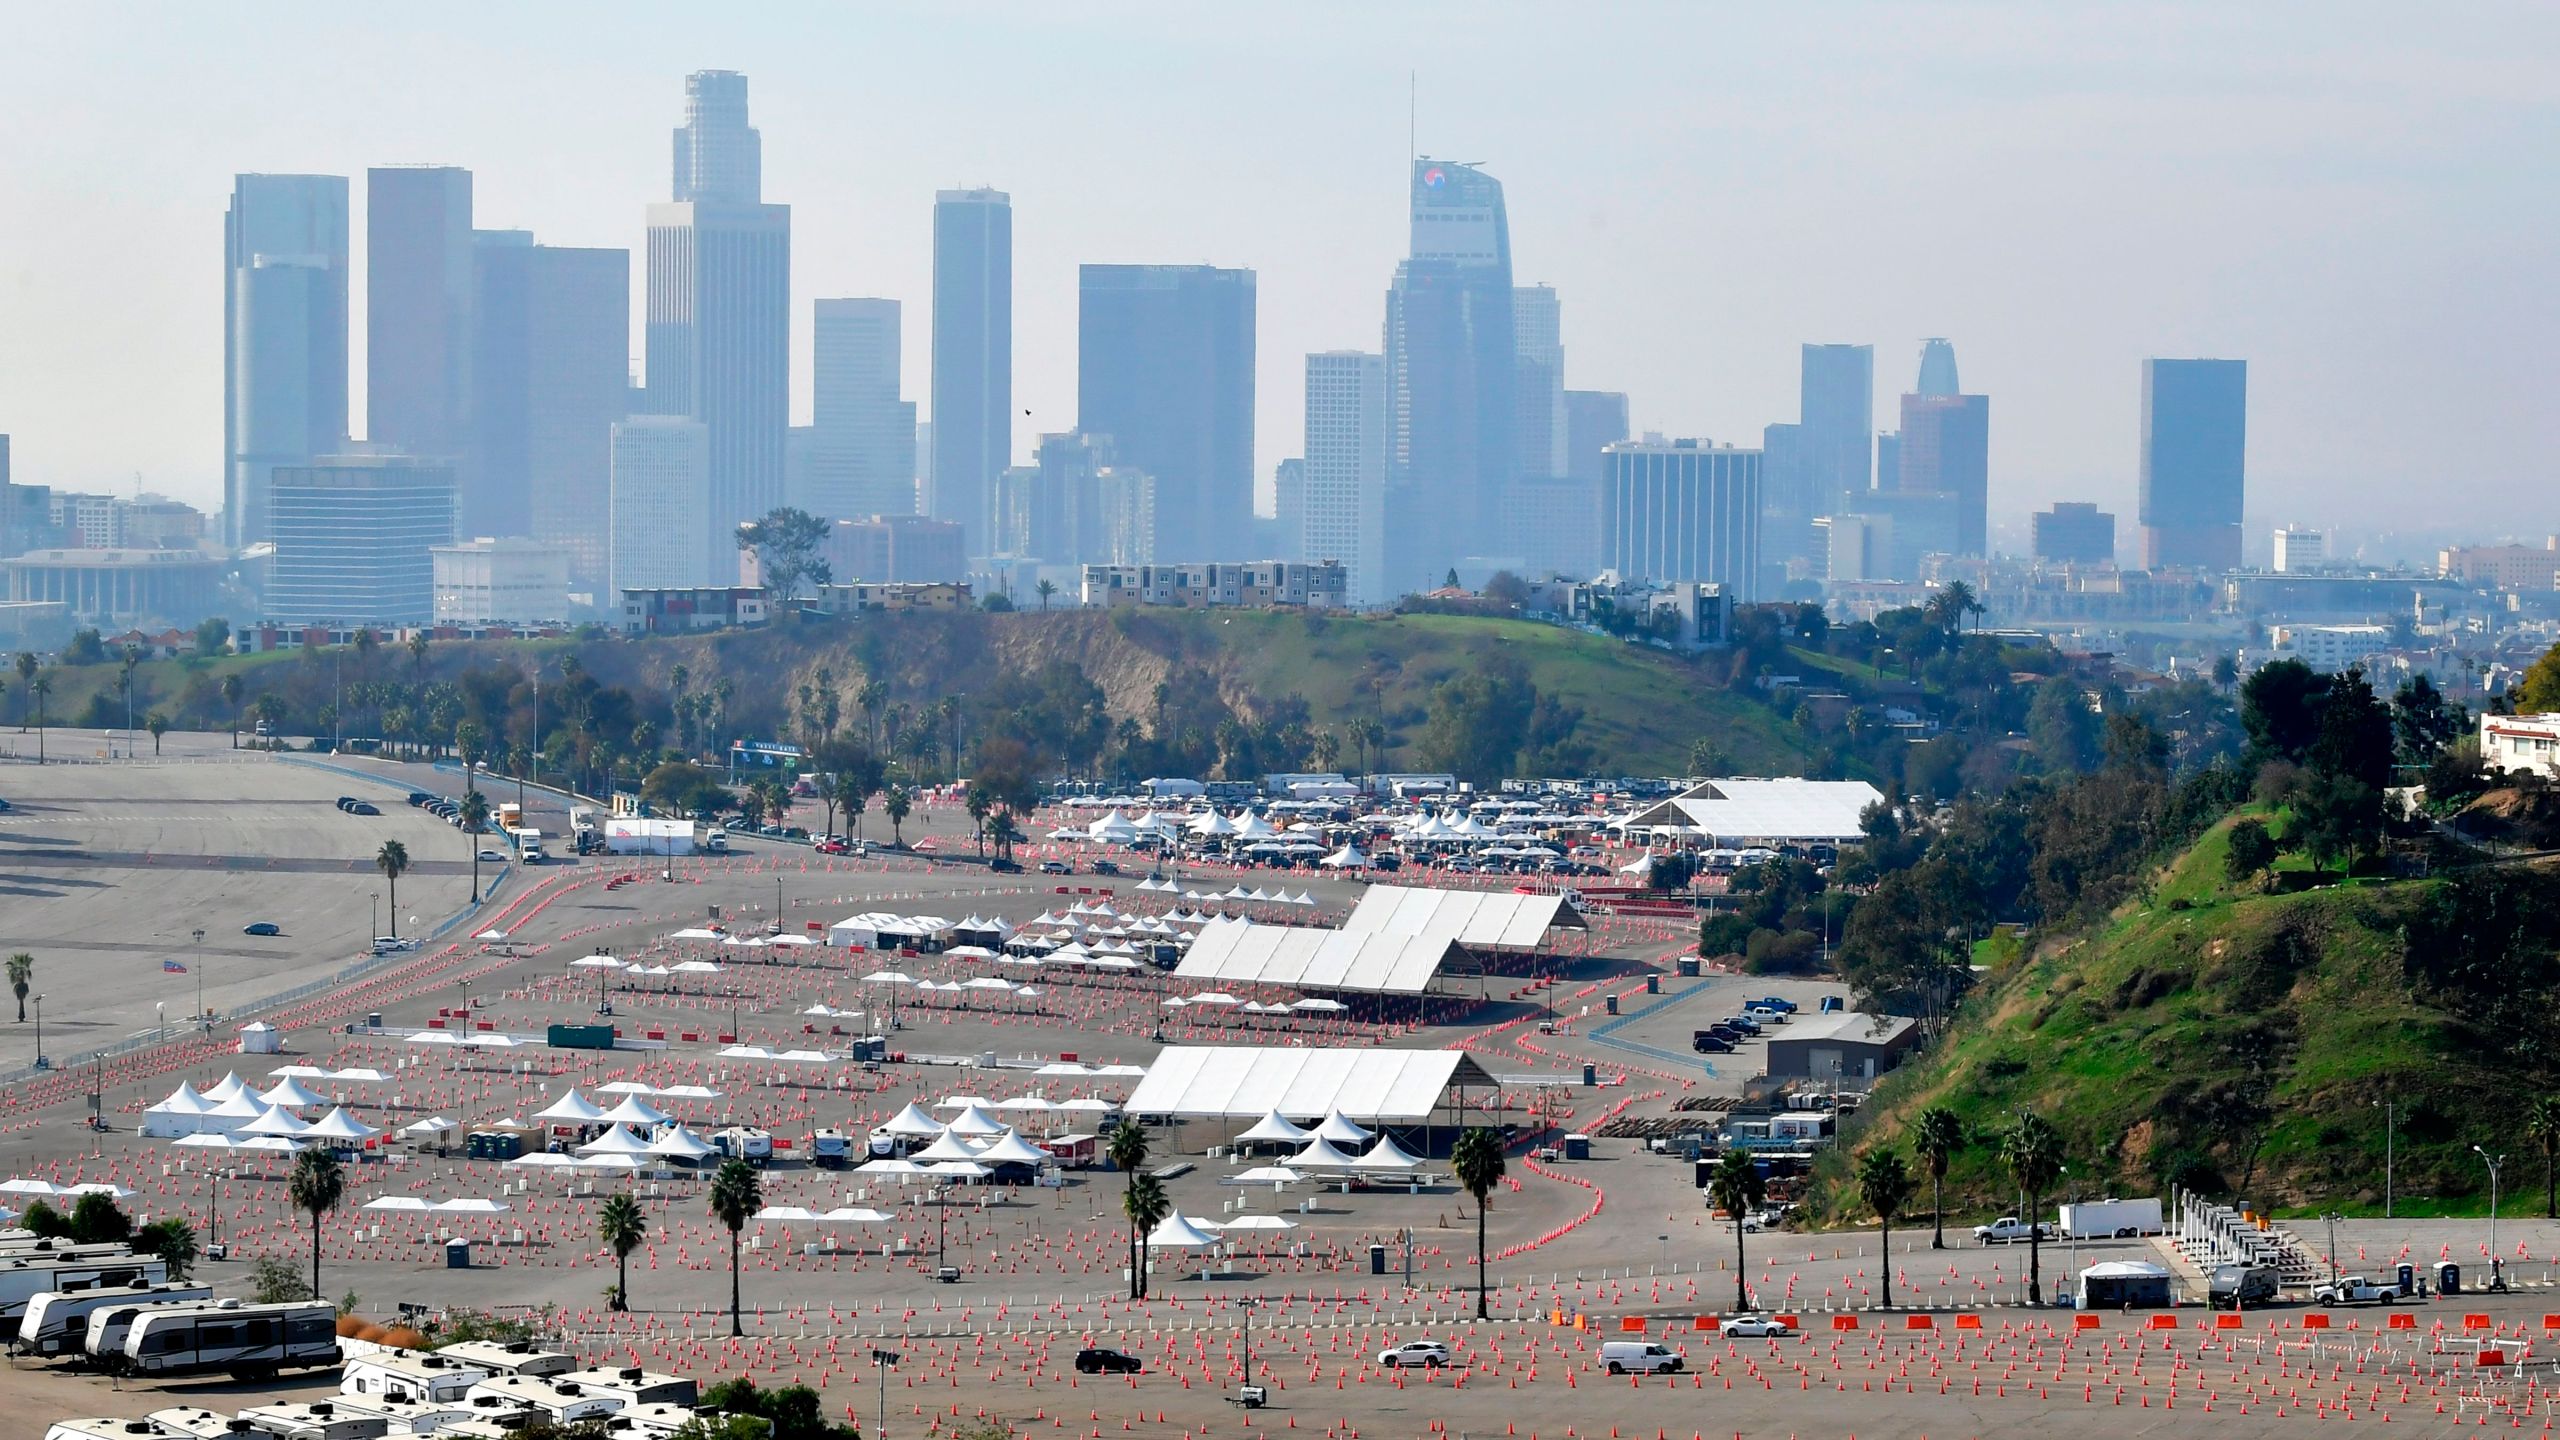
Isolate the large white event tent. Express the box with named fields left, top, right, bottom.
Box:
left=1338, top=885, right=1588, bottom=950
left=1171, top=918, right=1458, bottom=995
left=1123, top=1046, right=1497, bottom=1128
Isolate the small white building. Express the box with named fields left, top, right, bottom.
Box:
left=2481, top=712, right=2560, bottom=777
left=432, top=538, right=573, bottom=625
left=2266, top=623, right=2391, bottom=674
left=2271, top=527, right=2327, bottom=574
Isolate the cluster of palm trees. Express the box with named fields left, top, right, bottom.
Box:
left=1830, top=1105, right=2063, bottom=1308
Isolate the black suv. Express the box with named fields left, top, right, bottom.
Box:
left=1691, top=1032, right=1735, bottom=1054
left=1074, top=1347, right=1142, bottom=1375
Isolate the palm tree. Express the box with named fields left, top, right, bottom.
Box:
left=2529, top=1097, right=2560, bottom=1219
left=597, top=1194, right=648, bottom=1312
left=31, top=670, right=51, bottom=764
left=883, top=786, right=911, bottom=847
left=406, top=632, right=430, bottom=679
left=374, top=841, right=411, bottom=938
left=1035, top=578, right=1057, bottom=612
left=287, top=1146, right=344, bottom=1302
left=811, top=773, right=839, bottom=841
left=1708, top=1149, right=1766, bottom=1314
left=220, top=674, right=245, bottom=749
left=2000, top=1112, right=2063, bottom=1306
left=1122, top=1174, right=1171, bottom=1301
left=146, top=712, right=168, bottom=755
left=1914, top=1107, right=1964, bottom=1249
left=1857, top=1149, right=1917, bottom=1309
left=12, top=652, right=32, bottom=731
left=1450, top=1128, right=1507, bottom=1319
left=1105, top=1121, right=1150, bottom=1298
left=708, top=1159, right=762, bottom=1336
left=6, top=952, right=31, bottom=1022
left=857, top=680, right=887, bottom=751
left=458, top=792, right=490, bottom=902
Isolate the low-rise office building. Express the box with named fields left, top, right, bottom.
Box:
left=619, top=586, right=768, bottom=635
left=432, top=537, right=573, bottom=625
left=1079, top=560, right=1347, bottom=610
left=805, top=581, right=973, bottom=615
left=2, top=548, right=223, bottom=627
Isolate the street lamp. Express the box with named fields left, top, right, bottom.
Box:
left=2321, top=1211, right=2344, bottom=1289
left=869, top=1349, right=899, bottom=1438
left=192, top=928, right=205, bottom=1028
left=2375, top=1095, right=2395, bottom=1219
left=31, top=992, right=45, bottom=1070
left=1236, top=1296, right=1259, bottom=1389
left=2474, top=1146, right=2505, bottom=1268
left=371, top=893, right=380, bottom=943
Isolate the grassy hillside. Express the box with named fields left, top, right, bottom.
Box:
left=35, top=610, right=1822, bottom=779
left=1820, top=814, right=2559, bottom=1220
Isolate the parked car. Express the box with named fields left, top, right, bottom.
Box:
left=477, top=849, right=508, bottom=863
left=2312, top=1274, right=2395, bottom=1306
left=1971, top=1217, right=2055, bottom=1245
left=1091, top=860, right=1120, bottom=875
left=1718, top=1315, right=1795, bottom=1339
left=1074, top=1348, right=1142, bottom=1375
left=1691, top=1033, right=1735, bottom=1054
left=1038, top=860, right=1071, bottom=875
left=350, top=802, right=380, bottom=815
left=1722, top=1015, right=1763, bottom=1035
left=1600, top=1340, right=1685, bottom=1375
left=242, top=922, right=282, bottom=937
left=814, top=840, right=849, bottom=856
left=989, top=858, right=1021, bottom=873
left=1375, top=1341, right=1450, bottom=1369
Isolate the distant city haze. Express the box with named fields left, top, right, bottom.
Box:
left=2, top=3, right=2553, bottom=543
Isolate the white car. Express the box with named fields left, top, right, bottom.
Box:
left=476, top=848, right=508, bottom=862
left=1718, top=1315, right=1795, bottom=1339
left=1375, top=1341, right=1450, bottom=1369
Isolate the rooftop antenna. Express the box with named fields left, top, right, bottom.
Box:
left=1409, top=70, right=1416, bottom=162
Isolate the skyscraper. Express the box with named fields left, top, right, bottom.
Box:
left=645, top=70, right=788, bottom=581
left=1077, top=264, right=1256, bottom=561
left=267, top=453, right=457, bottom=624
left=1563, top=390, right=1629, bottom=484
left=929, top=189, right=1012, bottom=557
left=609, top=416, right=713, bottom=596
left=1301, top=351, right=1388, bottom=607
left=1915, top=337, right=1960, bottom=398
left=1598, top=440, right=1762, bottom=600
left=1800, top=343, right=1874, bottom=518
left=1271, top=459, right=1306, bottom=563
left=812, top=298, right=918, bottom=520
left=2033, top=502, right=2116, bottom=565
left=1513, top=284, right=1566, bottom=479
left=471, top=233, right=629, bottom=585
left=367, top=166, right=474, bottom=467
left=1385, top=158, right=1515, bottom=590
left=2138, top=358, right=2248, bottom=571
left=224, top=174, right=348, bottom=550
left=1896, top=393, right=1990, bottom=557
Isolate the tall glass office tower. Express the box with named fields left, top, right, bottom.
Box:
left=225, top=174, right=349, bottom=549
left=929, top=189, right=1012, bottom=557
left=1077, top=264, right=1257, bottom=561
left=2139, top=358, right=2248, bottom=571
left=1385, top=158, right=1514, bottom=591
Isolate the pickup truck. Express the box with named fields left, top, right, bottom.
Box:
left=2311, top=1274, right=2396, bottom=1306
left=1972, top=1216, right=2056, bottom=1244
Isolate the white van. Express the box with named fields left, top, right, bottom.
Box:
left=341, top=1348, right=490, bottom=1403
left=19, top=1282, right=211, bottom=1357
left=234, top=1401, right=389, bottom=1440
left=1599, top=1340, right=1685, bottom=1375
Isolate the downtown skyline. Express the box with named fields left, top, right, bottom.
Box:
left=3, top=4, right=2554, bottom=555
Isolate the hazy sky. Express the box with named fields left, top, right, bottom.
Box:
left=3, top=3, right=2554, bottom=548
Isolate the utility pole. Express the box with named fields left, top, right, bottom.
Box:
left=870, top=1350, right=898, bottom=1440
left=192, top=928, right=205, bottom=1028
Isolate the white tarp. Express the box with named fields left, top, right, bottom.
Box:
left=1339, top=886, right=1587, bottom=950
left=1124, top=1046, right=1491, bottom=1125
left=1172, top=917, right=1457, bottom=994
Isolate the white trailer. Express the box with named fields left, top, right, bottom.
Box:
left=2059, top=1197, right=2165, bottom=1238
left=235, top=1400, right=390, bottom=1440
left=605, top=819, right=694, bottom=856
left=84, top=1298, right=223, bottom=1368
left=121, top=1299, right=336, bottom=1379
left=0, top=1251, right=163, bottom=1339
left=17, top=1281, right=210, bottom=1357
left=340, top=1347, right=490, bottom=1402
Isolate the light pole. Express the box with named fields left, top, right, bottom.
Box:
left=371, top=893, right=380, bottom=943
left=192, top=928, right=205, bottom=1027
left=934, top=1186, right=950, bottom=1270
left=2474, top=1146, right=2505, bottom=1266
left=1237, top=1296, right=1258, bottom=1389
left=2376, top=1094, right=2395, bottom=1219
left=2321, top=1210, right=2344, bottom=1289
left=870, top=1349, right=898, bottom=1440
left=32, top=993, right=44, bottom=1070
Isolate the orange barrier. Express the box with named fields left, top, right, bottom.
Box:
left=1903, top=1315, right=1934, bottom=1330
left=2215, top=1314, right=2244, bottom=1330
left=1830, top=1316, right=1859, bottom=1332
left=2387, top=1313, right=2416, bottom=1330
left=2146, top=1315, right=2177, bottom=1330
left=1618, top=1317, right=1647, bottom=1333
left=1954, top=1314, right=1980, bottom=1331
left=2302, top=1313, right=2330, bottom=1329
left=2464, top=1313, right=2493, bottom=1331
left=2073, top=1315, right=2100, bottom=1331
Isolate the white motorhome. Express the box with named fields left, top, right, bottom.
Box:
left=0, top=1250, right=164, bottom=1338
left=462, top=1375, right=623, bottom=1424
left=320, top=1394, right=480, bottom=1437
left=19, top=1281, right=212, bottom=1357
left=340, top=1348, right=490, bottom=1402
left=121, top=1299, right=337, bottom=1379
left=86, top=1297, right=224, bottom=1367
left=234, top=1401, right=390, bottom=1440
left=555, top=1366, right=698, bottom=1408
left=435, top=1339, right=575, bottom=1378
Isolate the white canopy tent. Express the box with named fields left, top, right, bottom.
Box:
left=1339, top=885, right=1588, bottom=950
left=1172, top=918, right=1460, bottom=995
left=1124, top=1046, right=1494, bottom=1126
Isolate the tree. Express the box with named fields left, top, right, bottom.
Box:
left=19, top=1199, right=66, bottom=1238
left=193, top=616, right=231, bottom=660
left=146, top=711, right=169, bottom=755
left=6, top=952, right=29, bottom=1022
left=69, top=1191, right=133, bottom=1244
left=641, top=761, right=728, bottom=818
left=2291, top=772, right=2381, bottom=878
left=708, top=1159, right=762, bottom=1336
left=1121, top=1174, right=1171, bottom=1301
left=597, top=1193, right=648, bottom=1312
left=374, top=840, right=411, bottom=937
left=2529, top=1097, right=2560, bottom=1220
left=2240, top=658, right=2331, bottom=764
left=407, top=631, right=430, bottom=678
left=1106, top=1120, right=1151, bottom=1299
left=1708, top=1149, right=1766, bottom=1313
left=2391, top=675, right=2466, bottom=767
left=1856, top=1149, right=1917, bottom=1308
left=12, top=652, right=32, bottom=729
left=2517, top=641, right=2560, bottom=715
left=1450, top=1127, right=1507, bottom=1319
left=809, top=772, right=839, bottom=842
left=1922, top=581, right=1981, bottom=636
left=2026, top=677, right=2100, bottom=774
left=2224, top=818, right=2278, bottom=887
left=28, top=670, right=48, bottom=763
left=883, top=786, right=911, bottom=846
left=287, top=1146, right=344, bottom=1303
left=1913, top=1107, right=1964, bottom=1250
left=220, top=674, right=245, bottom=748
left=2211, top=654, right=2240, bottom=695
left=2000, top=1112, right=2063, bottom=1305
left=1035, top=578, right=1057, bottom=612
left=135, top=1217, right=199, bottom=1282
left=736, top=507, right=835, bottom=611
left=459, top=792, right=490, bottom=902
